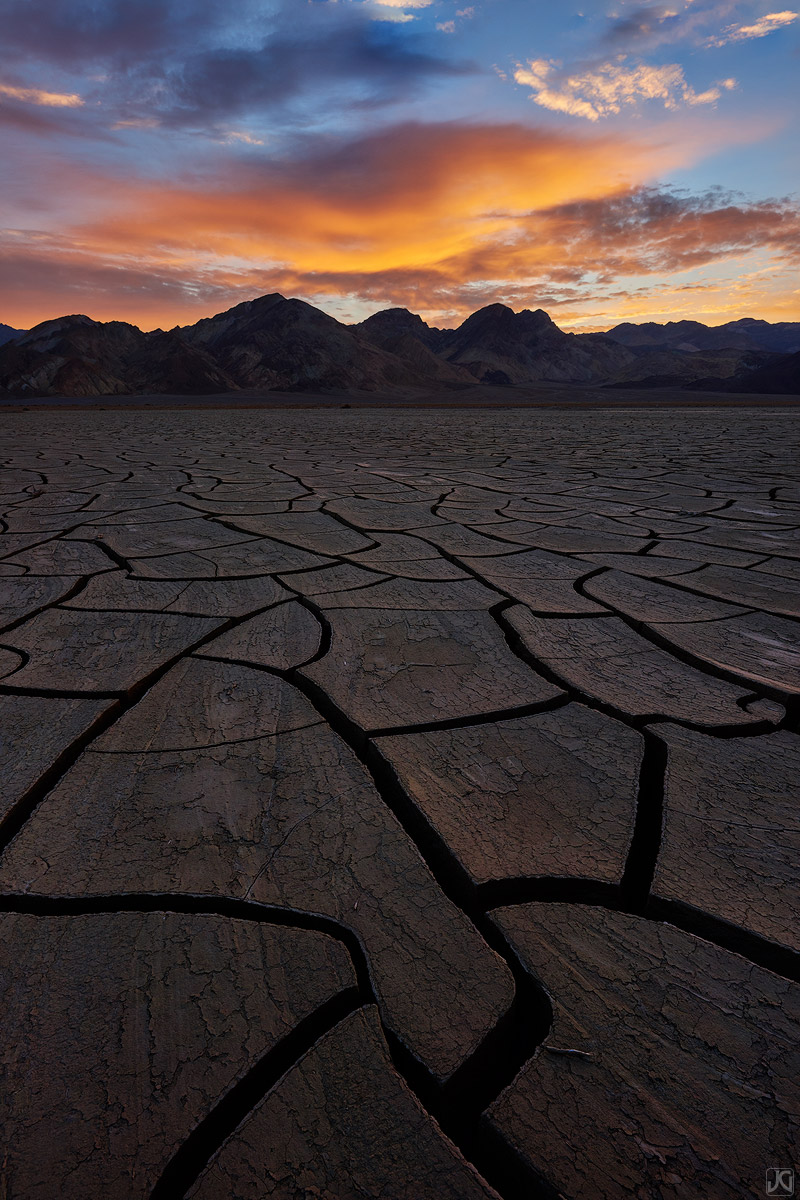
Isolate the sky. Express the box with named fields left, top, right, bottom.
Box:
left=1, top=0, right=798, bottom=332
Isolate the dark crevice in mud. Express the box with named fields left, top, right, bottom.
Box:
left=778, top=697, right=800, bottom=735
left=477, top=878, right=800, bottom=984
left=0, top=892, right=374, bottom=995
left=226, top=582, right=563, bottom=1197
left=478, top=876, right=624, bottom=910
left=633, top=553, right=800, bottom=615
left=278, top=562, right=389, bottom=588
left=0, top=670, right=561, bottom=1197
left=149, top=989, right=363, bottom=1200
left=348, top=741, right=557, bottom=1196
left=490, top=600, right=619, bottom=717
left=386, top=1014, right=561, bottom=1200
left=491, top=599, right=785, bottom=738
left=573, top=576, right=796, bottom=705
left=649, top=714, right=785, bottom=739
left=0, top=575, right=93, bottom=636
left=0, top=527, right=82, bottom=563
left=0, top=700, right=125, bottom=854
left=619, top=730, right=667, bottom=912
left=282, top=595, right=330, bottom=668
left=0, top=644, right=29, bottom=678
left=90, top=537, right=135, bottom=574
left=367, top=695, right=571, bottom=739
left=0, top=682, right=123, bottom=700
left=644, top=898, right=800, bottom=983
left=0, top=605, right=299, bottom=858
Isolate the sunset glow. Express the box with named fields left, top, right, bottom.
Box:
left=1, top=0, right=798, bottom=331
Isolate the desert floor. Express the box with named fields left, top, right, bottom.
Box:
left=1, top=405, right=798, bottom=1199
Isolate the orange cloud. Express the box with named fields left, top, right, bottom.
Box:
left=81, top=122, right=689, bottom=274
left=0, top=82, right=83, bottom=107
left=2, top=120, right=798, bottom=331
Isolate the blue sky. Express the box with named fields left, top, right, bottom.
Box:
left=1, top=0, right=798, bottom=329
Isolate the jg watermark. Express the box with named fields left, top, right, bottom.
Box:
left=766, top=1168, right=795, bottom=1196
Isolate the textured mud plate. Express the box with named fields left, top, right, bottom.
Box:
left=1, top=407, right=798, bottom=1200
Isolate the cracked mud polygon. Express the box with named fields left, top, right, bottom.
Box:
left=1, top=407, right=798, bottom=1199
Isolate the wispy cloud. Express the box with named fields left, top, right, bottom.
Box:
left=708, top=9, right=798, bottom=45
left=514, top=58, right=722, bottom=121
left=0, top=82, right=84, bottom=107
left=0, top=0, right=474, bottom=130
left=368, top=0, right=434, bottom=18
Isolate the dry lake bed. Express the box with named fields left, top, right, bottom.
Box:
left=0, top=406, right=798, bottom=1199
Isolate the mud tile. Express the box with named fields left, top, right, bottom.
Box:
left=62, top=574, right=193, bottom=611
left=224, top=511, right=374, bottom=554
left=189, top=1008, right=497, bottom=1200
left=521, top=527, right=651, bottom=555
left=463, top=549, right=604, bottom=613
left=279, top=562, right=389, bottom=595
left=584, top=569, right=749, bottom=621
left=327, top=497, right=445, bottom=530
left=651, top=610, right=800, bottom=694
left=0, top=694, right=112, bottom=823
left=0, top=913, right=353, bottom=1200
left=759, top=556, right=800, bottom=580
left=0, top=576, right=76, bottom=626
left=63, top=573, right=290, bottom=616
left=650, top=538, right=766, bottom=567
left=75, top=502, right=201, bottom=524
left=671, top=564, right=800, bottom=618
left=317, top=577, right=498, bottom=610
left=654, top=726, right=800, bottom=950
left=198, top=601, right=321, bottom=669
left=436, top=506, right=516, bottom=526
left=4, top=609, right=223, bottom=692
left=488, top=903, right=800, bottom=1200
left=1, top=719, right=513, bottom=1079
left=376, top=705, right=641, bottom=884
left=100, top=657, right=316, bottom=749
left=302, top=608, right=562, bottom=729
left=576, top=552, right=704, bottom=577
left=0, top=646, right=25, bottom=677
left=5, top=539, right=116, bottom=576
left=349, top=532, right=445, bottom=562
left=676, top=525, right=800, bottom=559
left=415, top=523, right=529, bottom=557
left=507, top=608, right=773, bottom=726
left=168, top=578, right=292, bottom=615
left=71, top=518, right=250, bottom=558
left=130, top=538, right=329, bottom=579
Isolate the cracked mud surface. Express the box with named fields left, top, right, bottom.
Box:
left=1, top=407, right=798, bottom=1199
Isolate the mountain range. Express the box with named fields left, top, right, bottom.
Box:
left=0, top=323, right=25, bottom=348
left=1, top=295, right=798, bottom=398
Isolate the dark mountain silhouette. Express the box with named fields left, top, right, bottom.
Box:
left=436, top=303, right=634, bottom=383
left=179, top=294, right=468, bottom=391
left=0, top=295, right=797, bottom=397
left=603, top=348, right=775, bottom=390
left=0, top=323, right=25, bottom=347
left=357, top=307, right=446, bottom=352
left=0, top=315, right=236, bottom=397
left=688, top=349, right=800, bottom=395
left=606, top=317, right=800, bottom=355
